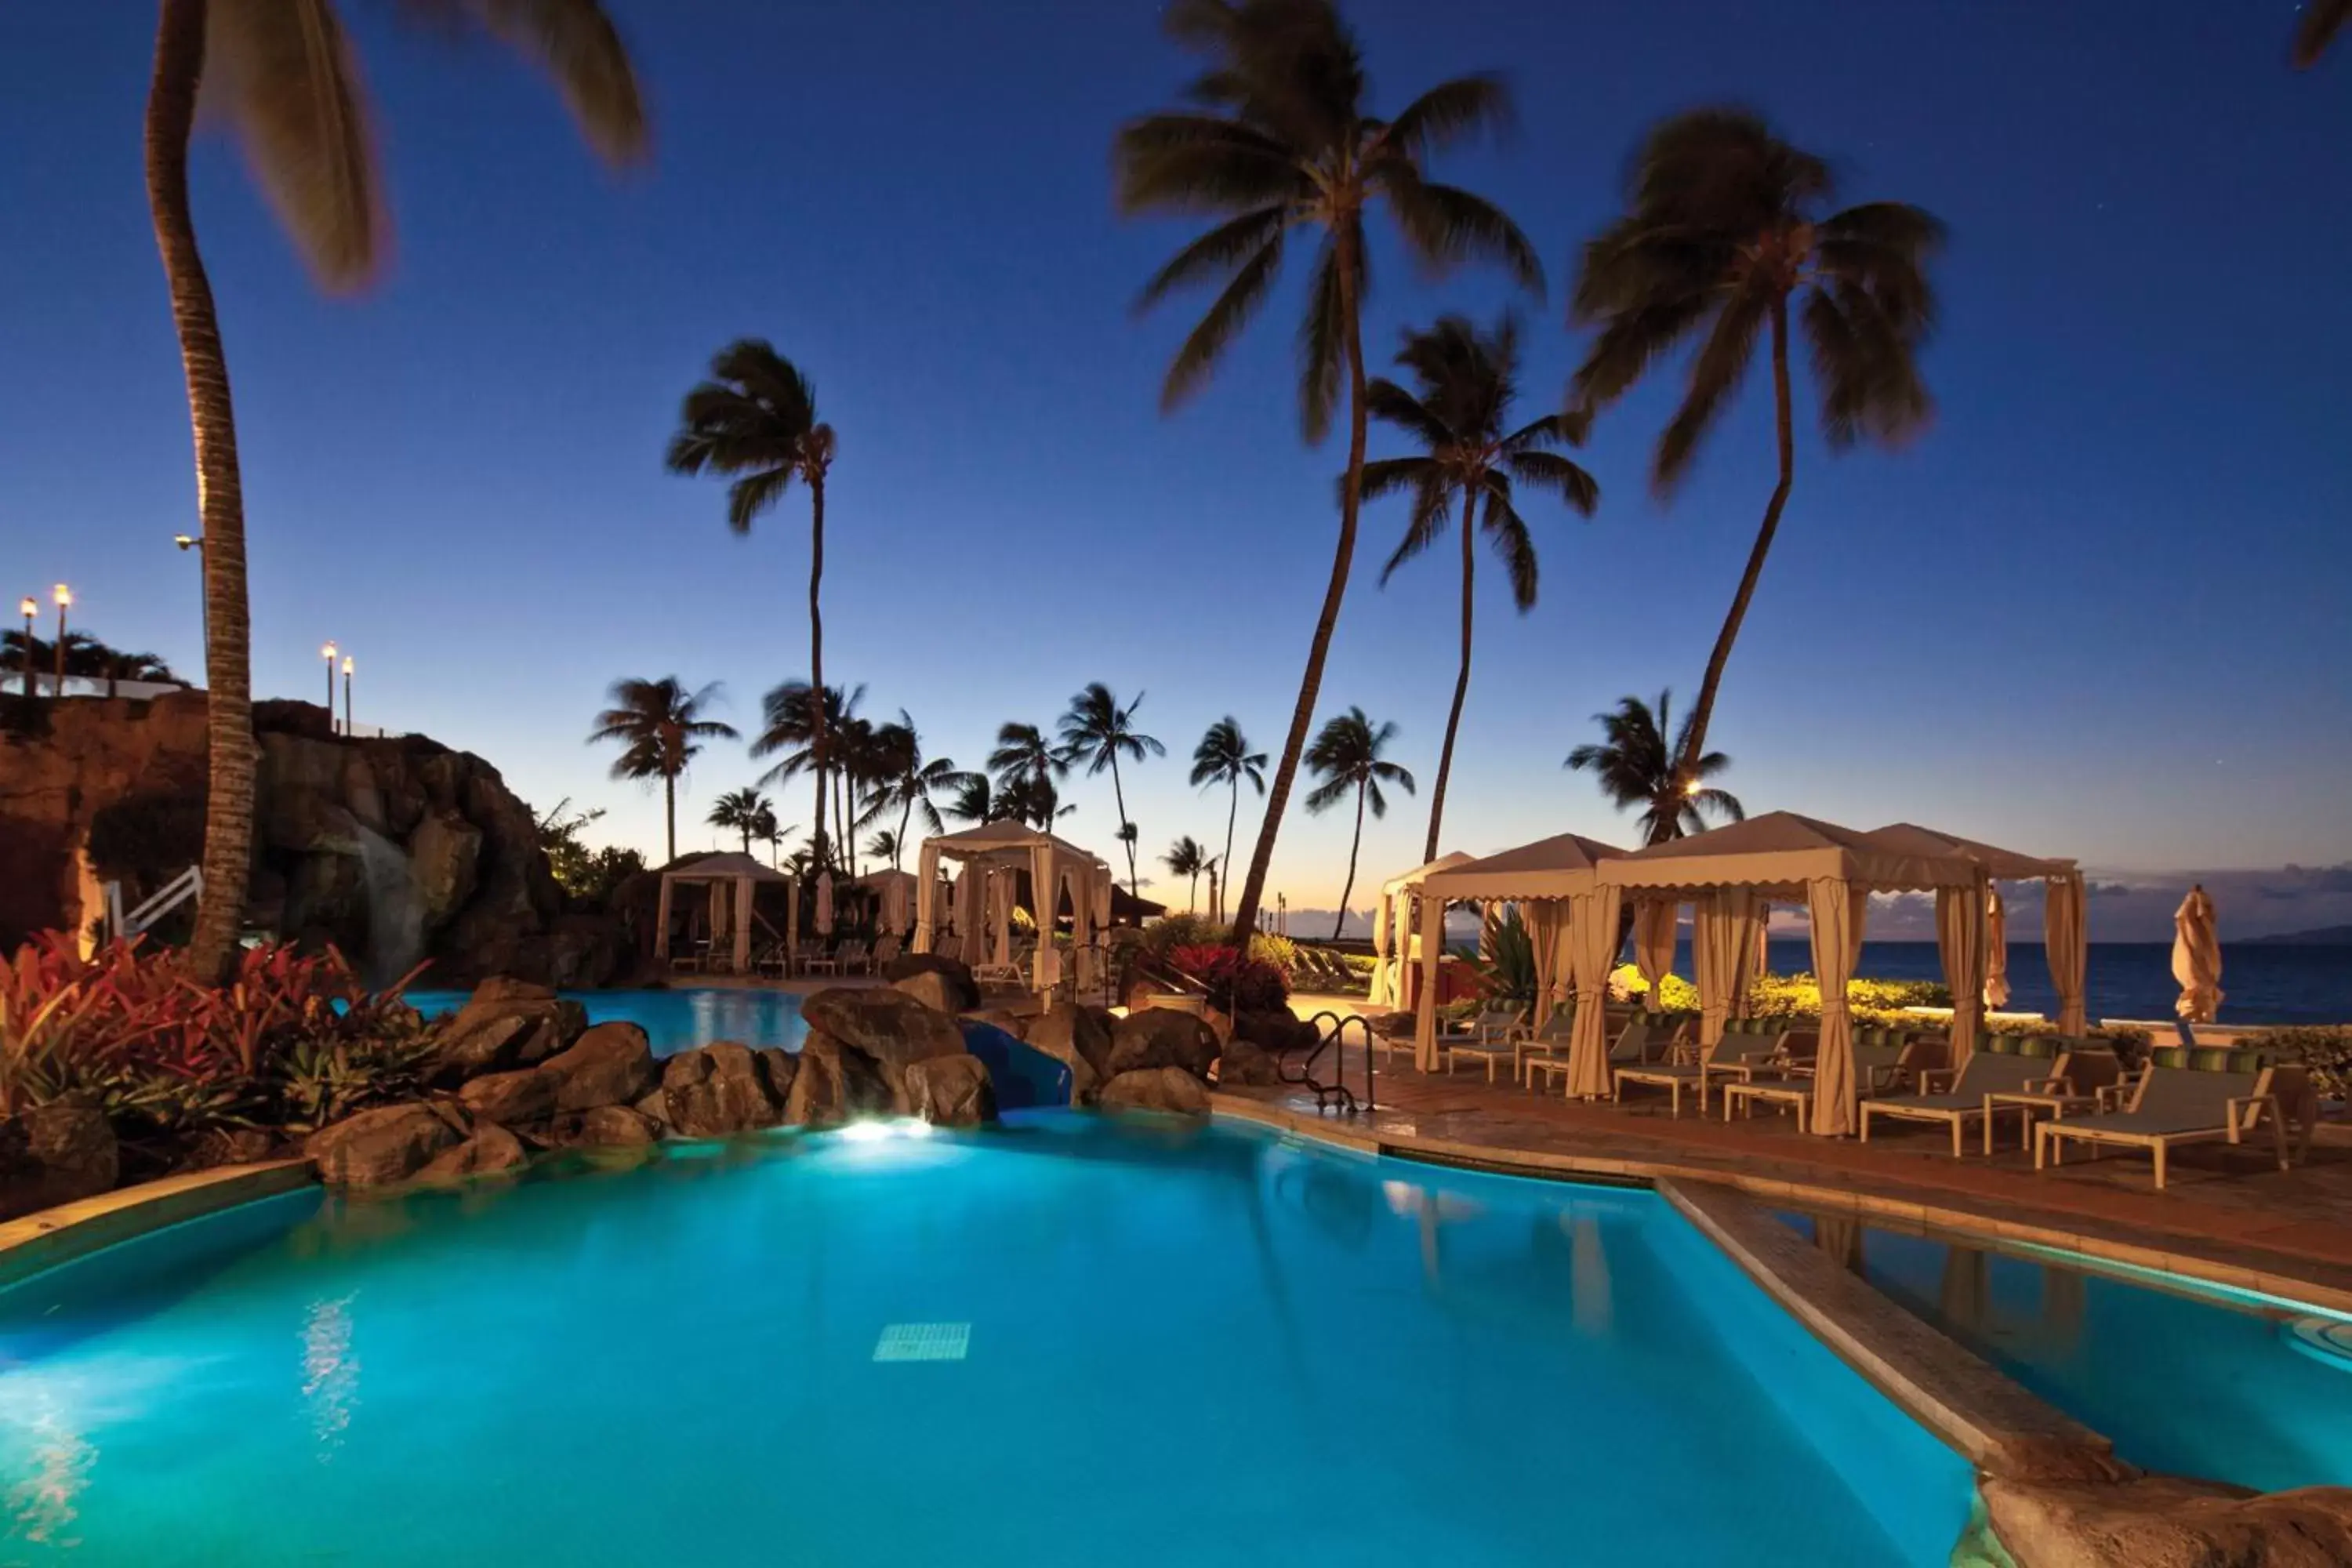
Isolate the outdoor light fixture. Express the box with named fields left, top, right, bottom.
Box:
left=173, top=534, right=200, bottom=551
left=50, top=584, right=70, bottom=692
left=321, top=642, right=338, bottom=731
left=341, top=655, right=354, bottom=736
left=15, top=597, right=34, bottom=699
left=838, top=1118, right=935, bottom=1144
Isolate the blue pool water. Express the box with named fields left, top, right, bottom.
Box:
left=0, top=1120, right=1972, bottom=1566
left=404, top=986, right=808, bottom=1055
left=1779, top=1214, right=2352, bottom=1493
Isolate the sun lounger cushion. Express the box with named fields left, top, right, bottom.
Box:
left=2146, top=1046, right=2268, bottom=1075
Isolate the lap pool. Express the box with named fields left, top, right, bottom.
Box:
left=0, top=1119, right=1973, bottom=1566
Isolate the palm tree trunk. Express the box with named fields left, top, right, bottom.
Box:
left=1207, top=862, right=1220, bottom=924
left=1422, top=486, right=1480, bottom=863
left=1679, top=293, right=1794, bottom=779
left=664, top=772, right=677, bottom=864
left=1109, top=754, right=1138, bottom=899
left=148, top=0, right=256, bottom=983
left=1221, top=780, right=1240, bottom=925
left=808, top=474, right=828, bottom=868
left=1232, top=219, right=1367, bottom=944
left=896, top=795, right=913, bottom=869
left=1334, top=780, right=1367, bottom=942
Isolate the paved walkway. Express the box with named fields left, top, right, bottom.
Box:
left=1234, top=1042, right=2352, bottom=1303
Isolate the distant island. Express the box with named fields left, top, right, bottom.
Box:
left=2243, top=925, right=2352, bottom=946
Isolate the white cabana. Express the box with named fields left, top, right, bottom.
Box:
left=1367, top=852, right=1475, bottom=1010
left=1410, top=833, right=1628, bottom=1076
left=1599, top=814, right=1987, bottom=1138
left=653, top=852, right=797, bottom=975
left=913, top=820, right=1114, bottom=995
left=857, top=868, right=918, bottom=938
left=1863, top=822, right=2087, bottom=1040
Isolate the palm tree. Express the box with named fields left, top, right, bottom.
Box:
left=587, top=678, right=739, bottom=864
left=2296, top=1, right=2348, bottom=65
left=1302, top=707, right=1414, bottom=939
left=1055, top=684, right=1165, bottom=898
left=706, top=787, right=772, bottom=854
left=866, top=829, right=901, bottom=868
left=857, top=711, right=965, bottom=868
left=750, top=681, right=862, bottom=869
left=751, top=802, right=787, bottom=868
left=1366, top=313, right=1598, bottom=862
left=945, top=772, right=995, bottom=827
left=146, top=0, right=644, bottom=979
left=0, top=632, right=180, bottom=696
left=1189, top=716, right=1265, bottom=924
left=1565, top=691, right=1743, bottom=845
left=999, top=775, right=1072, bottom=831
left=666, top=342, right=837, bottom=863
left=829, top=712, right=880, bottom=874
left=1116, top=0, right=1538, bottom=944
left=1567, top=108, right=1942, bottom=789
left=1163, top=836, right=1211, bottom=913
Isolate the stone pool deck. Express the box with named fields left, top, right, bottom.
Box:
left=1225, top=1038, right=2352, bottom=1311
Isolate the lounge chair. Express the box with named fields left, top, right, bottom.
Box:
left=1437, top=1007, right=1526, bottom=1080
left=1858, top=1039, right=2065, bottom=1156
left=1527, top=1018, right=1657, bottom=1096
left=1510, top=1007, right=1577, bottom=1084
left=835, top=938, right=872, bottom=975
left=1613, top=1025, right=1790, bottom=1117
left=2036, top=1047, right=2288, bottom=1190
left=1722, top=1034, right=1929, bottom=1125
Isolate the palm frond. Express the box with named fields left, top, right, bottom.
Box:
left=447, top=0, right=648, bottom=165
left=1653, top=283, right=1770, bottom=493
left=1380, top=172, right=1543, bottom=296
left=1161, top=231, right=1285, bottom=414
left=1505, top=449, right=1599, bottom=516
left=1479, top=483, right=1538, bottom=611
left=1134, top=202, right=1293, bottom=312
left=1381, top=73, right=1514, bottom=159
left=2296, top=0, right=2350, bottom=65
left=1376, top=472, right=1454, bottom=586
left=209, top=0, right=383, bottom=290
left=1296, top=232, right=1345, bottom=442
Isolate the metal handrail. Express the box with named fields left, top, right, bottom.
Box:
left=103, top=866, right=204, bottom=940
left=1278, top=1010, right=1374, bottom=1115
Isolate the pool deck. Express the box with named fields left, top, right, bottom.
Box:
left=1229, top=1033, right=2352, bottom=1312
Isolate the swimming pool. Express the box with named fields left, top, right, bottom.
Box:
left=405, top=986, right=808, bottom=1055
left=0, top=1120, right=1973, bottom=1565
left=1778, top=1212, right=2352, bottom=1493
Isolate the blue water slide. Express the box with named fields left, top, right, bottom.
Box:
left=958, top=1023, right=1073, bottom=1110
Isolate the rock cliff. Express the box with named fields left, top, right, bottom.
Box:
left=0, top=691, right=625, bottom=986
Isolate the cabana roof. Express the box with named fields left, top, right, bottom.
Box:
left=923, top=818, right=1100, bottom=864
left=1418, top=833, right=1627, bottom=902
left=659, top=851, right=794, bottom=885
left=1863, top=822, right=2076, bottom=881
left=1380, top=851, right=1475, bottom=898
left=1596, top=811, right=1980, bottom=898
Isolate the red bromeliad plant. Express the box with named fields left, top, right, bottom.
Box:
left=1166, top=945, right=1290, bottom=1015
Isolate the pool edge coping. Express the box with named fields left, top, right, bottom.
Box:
left=1207, top=1094, right=2352, bottom=1317
left=0, top=1160, right=316, bottom=1290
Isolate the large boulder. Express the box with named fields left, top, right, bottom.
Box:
left=905, top=1054, right=995, bottom=1127
left=800, top=988, right=967, bottom=1075
left=307, top=1103, right=461, bottom=1186
left=458, top=1066, right=559, bottom=1127
left=880, top=952, right=980, bottom=1011
left=539, top=1022, right=657, bottom=1112
left=1214, top=1038, right=1281, bottom=1088
left=1028, top=1002, right=1113, bottom=1079
left=1098, top=1066, right=1211, bottom=1116
left=416, top=1123, right=528, bottom=1181
left=662, top=1042, right=788, bottom=1137
left=783, top=1033, right=897, bottom=1127
left=430, top=978, right=586, bottom=1081
left=1981, top=1476, right=2352, bottom=1568
left=1107, top=1007, right=1219, bottom=1080
left=1234, top=1008, right=1319, bottom=1058
left=891, top=970, right=967, bottom=1017
left=407, top=810, right=482, bottom=927
left=0, top=1105, right=120, bottom=1218
left=553, top=1105, right=662, bottom=1148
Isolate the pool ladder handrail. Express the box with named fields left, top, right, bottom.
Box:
left=1281, top=1011, right=1374, bottom=1116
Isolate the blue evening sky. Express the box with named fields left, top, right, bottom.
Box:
left=2, top=2, right=2347, bottom=927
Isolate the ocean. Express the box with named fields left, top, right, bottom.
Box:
left=1743, top=939, right=2351, bottom=1029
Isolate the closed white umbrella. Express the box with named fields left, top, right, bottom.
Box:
left=1983, top=885, right=2011, bottom=1008
left=815, top=871, right=836, bottom=936
left=2172, top=884, right=2223, bottom=1024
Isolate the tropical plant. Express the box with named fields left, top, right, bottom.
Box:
left=988, top=721, right=1065, bottom=793
left=1365, top=313, right=1598, bottom=860
left=828, top=711, right=880, bottom=873
left=750, top=681, right=862, bottom=869
left=1567, top=108, right=1942, bottom=788
left=753, top=804, right=788, bottom=868
left=1468, top=904, right=1536, bottom=1007
left=1166, top=945, right=1290, bottom=1013
left=1564, top=690, right=1742, bottom=844
left=1302, top=706, right=1414, bottom=938
left=666, top=341, right=837, bottom=861
left=856, top=711, right=964, bottom=868
left=865, top=829, right=900, bottom=867
left=1189, top=716, right=1265, bottom=923
left=998, top=775, right=1072, bottom=831
left=1116, top=0, right=1539, bottom=943
left=1163, top=835, right=1211, bottom=913
left=144, top=0, right=645, bottom=980
left=586, top=677, right=737, bottom=864
left=2296, top=1, right=2348, bottom=65
left=706, top=787, right=773, bottom=855
left=1055, top=684, right=1163, bottom=897
left=944, top=772, right=995, bottom=826
left=1, top=630, right=181, bottom=695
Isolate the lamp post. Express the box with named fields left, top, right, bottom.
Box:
left=51, top=584, right=70, bottom=697
left=16, top=597, right=33, bottom=699
left=321, top=642, right=338, bottom=732
left=175, top=535, right=206, bottom=674
left=341, top=655, right=354, bottom=737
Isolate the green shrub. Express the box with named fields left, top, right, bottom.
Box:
left=1612, top=965, right=1700, bottom=1012
left=2234, top=1025, right=2351, bottom=1098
